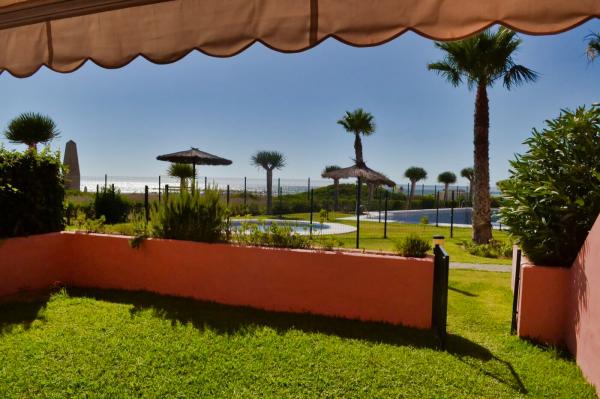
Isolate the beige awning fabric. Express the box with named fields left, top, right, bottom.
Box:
left=0, top=0, right=598, bottom=77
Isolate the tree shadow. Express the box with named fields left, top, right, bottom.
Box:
left=0, top=289, right=53, bottom=335
left=448, top=286, right=478, bottom=297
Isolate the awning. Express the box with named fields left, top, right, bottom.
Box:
left=0, top=0, right=598, bottom=78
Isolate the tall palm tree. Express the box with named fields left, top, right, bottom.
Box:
left=460, top=167, right=474, bottom=203
left=168, top=163, right=195, bottom=192
left=4, top=112, right=59, bottom=151
left=587, top=32, right=600, bottom=61
left=404, top=166, right=427, bottom=207
left=428, top=27, right=538, bottom=244
left=337, top=108, right=375, bottom=166
left=438, top=171, right=456, bottom=202
left=251, top=151, right=286, bottom=214
left=322, top=165, right=341, bottom=211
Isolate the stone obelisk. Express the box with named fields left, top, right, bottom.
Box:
left=63, top=140, right=80, bottom=191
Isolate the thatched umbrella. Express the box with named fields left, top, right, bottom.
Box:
left=322, top=163, right=394, bottom=249
left=321, top=164, right=395, bottom=187
left=157, top=147, right=232, bottom=191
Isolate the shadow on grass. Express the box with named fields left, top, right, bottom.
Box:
left=0, top=286, right=527, bottom=394
left=0, top=290, right=52, bottom=335
left=448, top=286, right=478, bottom=297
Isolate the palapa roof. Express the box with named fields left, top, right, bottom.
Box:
left=322, top=164, right=395, bottom=187
left=156, top=147, right=232, bottom=166
left=0, top=1, right=597, bottom=77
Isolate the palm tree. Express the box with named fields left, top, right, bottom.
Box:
left=4, top=112, right=60, bottom=151
left=168, top=163, right=195, bottom=192
left=404, top=166, right=427, bottom=207
left=587, top=32, right=600, bottom=61
left=251, top=151, right=286, bottom=214
left=428, top=27, right=538, bottom=244
left=438, top=171, right=456, bottom=202
left=337, top=108, right=375, bottom=166
left=322, top=165, right=341, bottom=211
left=461, top=167, right=474, bottom=203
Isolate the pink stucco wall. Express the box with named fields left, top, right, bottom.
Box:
left=517, top=214, right=600, bottom=395
left=0, top=232, right=434, bottom=328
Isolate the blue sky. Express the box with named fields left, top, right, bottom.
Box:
left=0, top=20, right=598, bottom=185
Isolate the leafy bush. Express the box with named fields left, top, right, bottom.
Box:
left=0, top=147, right=65, bottom=237
left=395, top=234, right=431, bottom=258
left=232, top=221, right=311, bottom=249
left=500, top=106, right=600, bottom=266
left=419, top=215, right=429, bottom=225
left=151, top=189, right=226, bottom=243
left=461, top=239, right=512, bottom=259
left=314, top=235, right=344, bottom=251
left=93, top=186, right=131, bottom=224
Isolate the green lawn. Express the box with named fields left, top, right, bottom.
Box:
left=0, top=271, right=594, bottom=397
left=280, top=212, right=512, bottom=264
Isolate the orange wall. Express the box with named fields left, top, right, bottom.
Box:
left=517, top=214, right=600, bottom=395
left=0, top=232, right=434, bottom=328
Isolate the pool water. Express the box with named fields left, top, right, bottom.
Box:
left=362, top=208, right=502, bottom=227
left=230, top=219, right=356, bottom=235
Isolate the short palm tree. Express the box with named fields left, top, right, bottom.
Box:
left=322, top=165, right=341, bottom=211
left=168, top=163, right=195, bottom=192
left=460, top=167, right=474, bottom=203
left=4, top=112, right=60, bottom=151
left=438, top=171, right=456, bottom=202
left=337, top=109, right=375, bottom=167
left=587, top=32, right=600, bottom=61
left=404, top=166, right=427, bottom=206
left=251, top=151, right=286, bottom=214
left=428, top=27, right=538, bottom=244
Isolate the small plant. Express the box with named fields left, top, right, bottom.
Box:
left=232, top=221, right=311, bottom=249
left=419, top=215, right=429, bottom=225
left=461, top=239, right=512, bottom=259
left=318, top=209, right=329, bottom=224
left=395, top=234, right=431, bottom=258
left=129, top=212, right=150, bottom=249
left=73, top=210, right=106, bottom=233
left=93, top=186, right=131, bottom=224
left=150, top=188, right=226, bottom=243
left=314, top=235, right=344, bottom=251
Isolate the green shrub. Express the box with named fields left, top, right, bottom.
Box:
left=314, top=235, right=344, bottom=251
left=0, top=147, right=65, bottom=237
left=232, top=221, right=311, bottom=249
left=500, top=106, right=600, bottom=266
left=461, top=239, right=512, bottom=259
left=419, top=215, right=429, bottom=225
left=93, top=186, right=131, bottom=224
left=150, top=189, right=226, bottom=243
left=395, top=234, right=431, bottom=258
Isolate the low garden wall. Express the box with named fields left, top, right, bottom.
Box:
left=0, top=232, right=434, bottom=328
left=516, top=214, right=600, bottom=394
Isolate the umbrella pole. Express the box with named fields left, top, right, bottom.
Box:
left=192, top=162, right=196, bottom=193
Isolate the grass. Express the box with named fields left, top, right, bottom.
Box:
left=0, top=270, right=594, bottom=397
left=280, top=212, right=512, bottom=264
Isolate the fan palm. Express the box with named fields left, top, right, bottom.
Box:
left=337, top=109, right=375, bottom=167
left=587, top=32, right=600, bottom=61
left=438, top=171, right=456, bottom=202
left=460, top=167, right=474, bottom=203
left=4, top=112, right=60, bottom=151
left=404, top=166, right=427, bottom=206
left=251, top=151, right=286, bottom=214
left=168, top=163, right=195, bottom=192
left=322, top=165, right=341, bottom=211
left=428, top=27, right=538, bottom=243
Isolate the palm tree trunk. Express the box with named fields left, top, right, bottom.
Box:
left=368, top=183, right=374, bottom=201
left=473, top=82, right=493, bottom=244
left=468, top=180, right=473, bottom=204
left=354, top=133, right=364, bottom=166
left=266, top=168, right=273, bottom=214
left=334, top=179, right=339, bottom=211
left=179, top=178, right=185, bottom=193
left=444, top=183, right=449, bottom=202
left=408, top=180, right=417, bottom=208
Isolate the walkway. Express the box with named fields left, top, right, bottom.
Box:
left=450, top=262, right=511, bottom=272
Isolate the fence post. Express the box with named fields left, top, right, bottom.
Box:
left=421, top=183, right=425, bottom=197
left=226, top=184, right=230, bottom=206
left=309, top=189, right=314, bottom=237
left=378, top=190, right=382, bottom=223
left=243, top=177, right=247, bottom=206
left=384, top=190, right=388, bottom=239
left=104, top=174, right=107, bottom=190
left=144, top=185, right=149, bottom=223
left=356, top=178, right=361, bottom=249
left=432, top=243, right=449, bottom=349
left=165, top=184, right=169, bottom=201
left=307, top=177, right=311, bottom=200
left=511, top=249, right=522, bottom=334
left=450, top=190, right=455, bottom=238
left=96, top=184, right=99, bottom=193
left=158, top=176, right=161, bottom=203
left=435, top=185, right=439, bottom=227
left=278, top=178, right=281, bottom=214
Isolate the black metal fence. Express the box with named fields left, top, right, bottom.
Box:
left=511, top=249, right=522, bottom=334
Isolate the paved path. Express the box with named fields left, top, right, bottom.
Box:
left=450, top=262, right=511, bottom=272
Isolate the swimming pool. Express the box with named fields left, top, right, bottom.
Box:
left=358, top=208, right=502, bottom=228
left=230, top=219, right=356, bottom=235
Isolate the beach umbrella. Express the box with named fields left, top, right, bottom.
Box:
left=322, top=164, right=395, bottom=187
left=157, top=147, right=232, bottom=191
left=0, top=1, right=596, bottom=78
